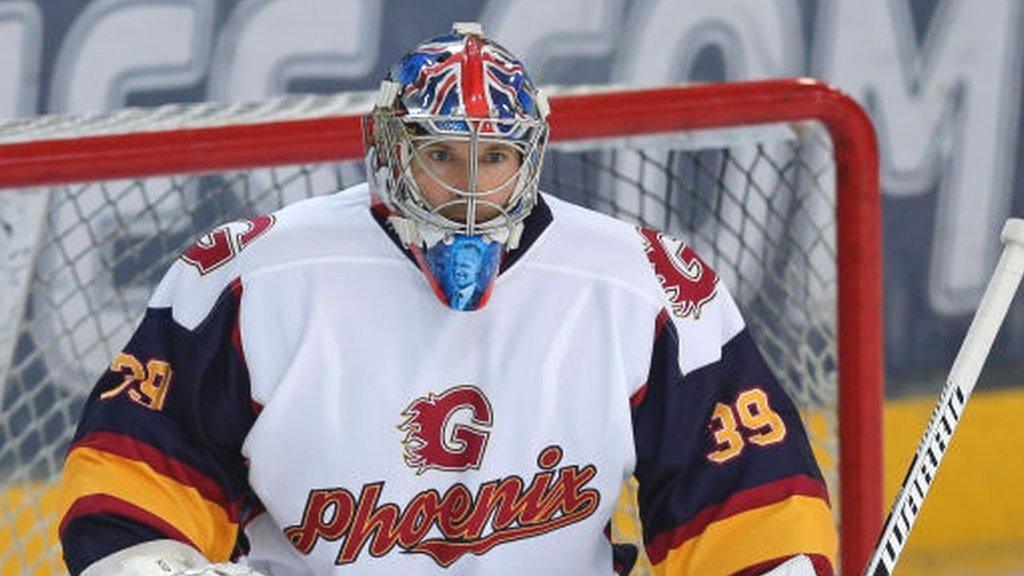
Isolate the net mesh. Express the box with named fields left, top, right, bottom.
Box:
left=0, top=120, right=837, bottom=575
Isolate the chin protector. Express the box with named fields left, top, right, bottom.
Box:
left=412, top=234, right=502, bottom=311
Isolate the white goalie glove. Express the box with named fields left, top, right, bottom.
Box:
left=760, top=554, right=817, bottom=576
left=81, top=540, right=266, bottom=576
left=80, top=540, right=817, bottom=576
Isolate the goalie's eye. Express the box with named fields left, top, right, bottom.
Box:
left=482, top=150, right=511, bottom=164
left=426, top=148, right=452, bottom=163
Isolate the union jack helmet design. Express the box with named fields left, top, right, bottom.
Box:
left=364, top=22, right=549, bottom=251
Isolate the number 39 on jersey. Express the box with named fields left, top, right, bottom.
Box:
left=706, top=387, right=787, bottom=464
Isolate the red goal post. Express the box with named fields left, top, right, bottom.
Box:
left=0, top=78, right=881, bottom=575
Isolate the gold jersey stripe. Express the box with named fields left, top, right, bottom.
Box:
left=652, top=495, right=836, bottom=576
left=58, top=446, right=237, bottom=561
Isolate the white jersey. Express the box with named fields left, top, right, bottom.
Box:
left=59, top=184, right=836, bottom=575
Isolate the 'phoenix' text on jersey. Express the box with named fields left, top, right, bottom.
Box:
left=283, top=445, right=600, bottom=567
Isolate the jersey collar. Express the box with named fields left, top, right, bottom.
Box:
left=370, top=193, right=553, bottom=277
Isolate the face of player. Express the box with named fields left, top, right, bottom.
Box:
left=410, top=140, right=523, bottom=223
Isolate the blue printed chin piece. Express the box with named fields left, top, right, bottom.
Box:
left=422, top=235, right=502, bottom=311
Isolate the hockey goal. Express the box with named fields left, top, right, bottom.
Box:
left=0, top=79, right=881, bottom=576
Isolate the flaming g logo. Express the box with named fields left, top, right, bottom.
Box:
left=399, top=385, right=494, bottom=474
left=282, top=386, right=601, bottom=567
left=639, top=227, right=719, bottom=320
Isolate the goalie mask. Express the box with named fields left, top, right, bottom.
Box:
left=364, top=22, right=549, bottom=311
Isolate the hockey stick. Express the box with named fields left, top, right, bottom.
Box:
left=863, top=218, right=1024, bottom=575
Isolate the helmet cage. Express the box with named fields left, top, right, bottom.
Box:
left=372, top=111, right=548, bottom=245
